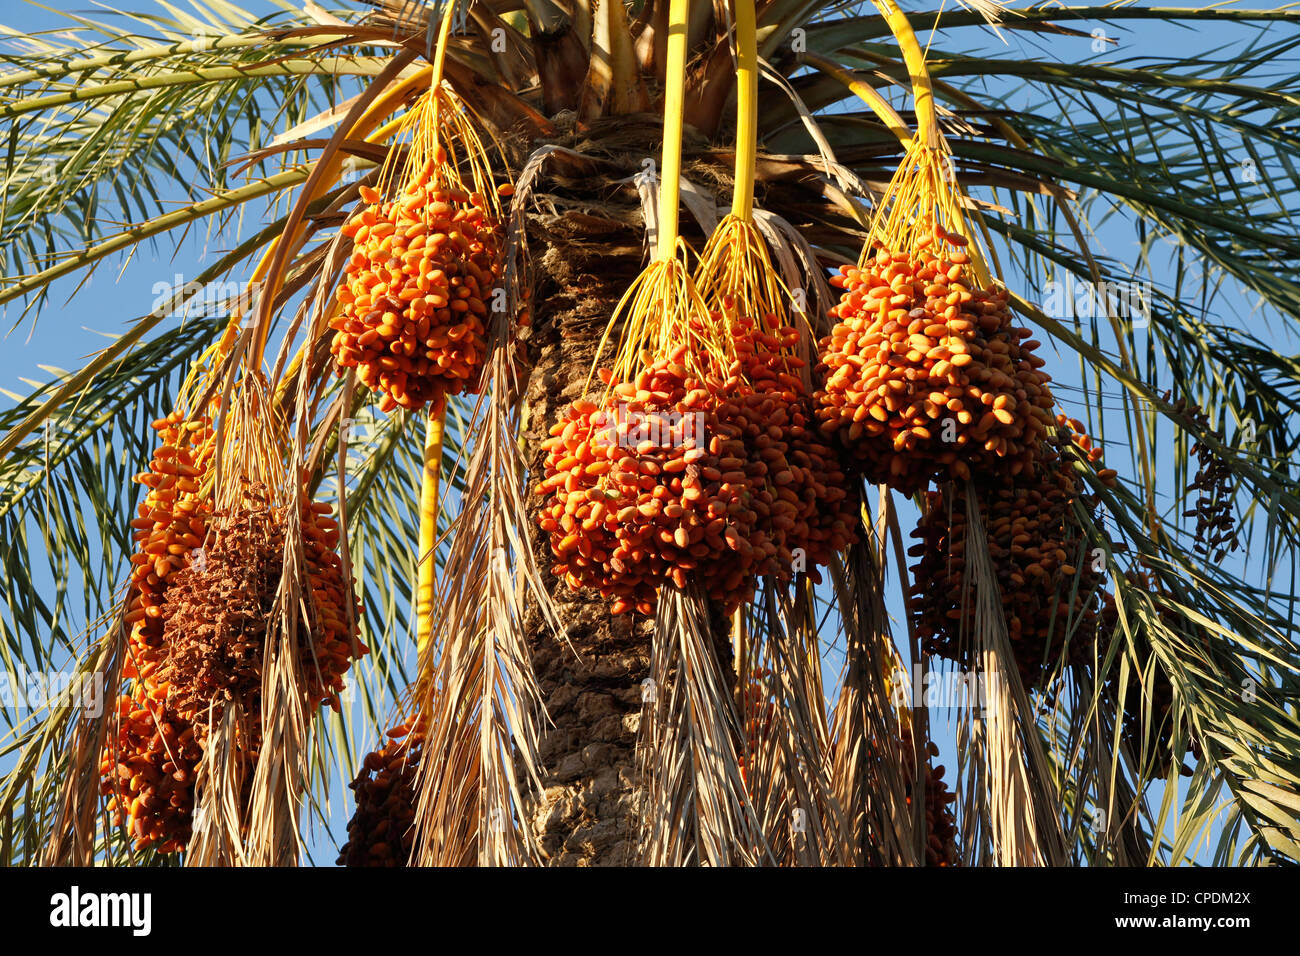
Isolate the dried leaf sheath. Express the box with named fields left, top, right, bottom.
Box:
left=40, top=619, right=128, bottom=866
left=738, top=583, right=856, bottom=865
left=407, top=410, right=550, bottom=866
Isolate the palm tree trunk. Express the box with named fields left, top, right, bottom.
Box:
left=519, top=188, right=654, bottom=865
left=516, top=131, right=742, bottom=864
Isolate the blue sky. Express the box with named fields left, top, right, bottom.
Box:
left=1, top=0, right=1292, bottom=864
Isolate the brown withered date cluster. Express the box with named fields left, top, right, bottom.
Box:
left=156, top=483, right=361, bottom=734
left=337, top=723, right=424, bottom=867
left=738, top=665, right=775, bottom=786
left=920, top=761, right=960, bottom=867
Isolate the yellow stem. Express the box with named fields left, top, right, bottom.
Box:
left=431, top=4, right=456, bottom=89
left=246, top=66, right=434, bottom=362
left=416, top=396, right=447, bottom=655
left=801, top=52, right=913, bottom=147
left=871, top=0, right=939, bottom=146
left=731, top=0, right=758, bottom=222
left=430, top=4, right=456, bottom=132
left=657, top=0, right=690, bottom=259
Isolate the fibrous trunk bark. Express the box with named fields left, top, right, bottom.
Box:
left=519, top=186, right=652, bottom=866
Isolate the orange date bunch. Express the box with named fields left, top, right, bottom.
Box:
left=121, top=411, right=216, bottom=690
left=100, top=411, right=215, bottom=852
left=907, top=426, right=1112, bottom=691
left=731, top=314, right=858, bottom=579
left=331, top=178, right=502, bottom=412
left=538, top=346, right=761, bottom=615
left=538, top=317, right=856, bottom=616
left=100, top=421, right=365, bottom=853
left=816, top=233, right=1055, bottom=492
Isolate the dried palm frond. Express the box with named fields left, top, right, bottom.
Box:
left=827, top=528, right=922, bottom=866
left=406, top=378, right=552, bottom=865
left=187, top=702, right=253, bottom=866
left=638, top=582, right=770, bottom=865
left=39, top=617, right=126, bottom=866
left=406, top=151, right=556, bottom=866
left=241, top=502, right=313, bottom=866
left=954, top=488, right=1069, bottom=866
left=738, top=580, right=856, bottom=865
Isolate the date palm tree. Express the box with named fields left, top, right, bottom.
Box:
left=2, top=0, right=1299, bottom=866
